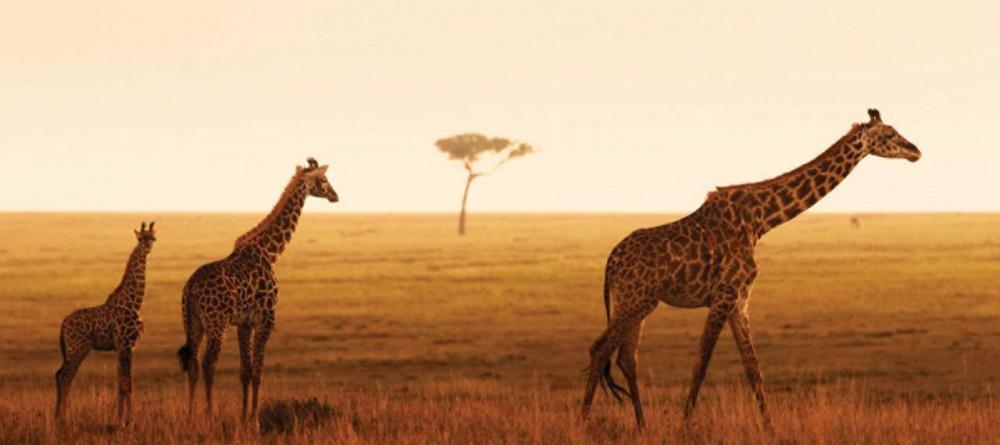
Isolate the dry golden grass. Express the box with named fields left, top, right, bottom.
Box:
left=0, top=212, right=998, bottom=444
left=2, top=379, right=998, bottom=445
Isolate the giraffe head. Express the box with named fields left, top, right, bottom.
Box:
left=859, top=108, right=922, bottom=162
left=134, top=221, right=156, bottom=251
left=298, top=157, right=339, bottom=203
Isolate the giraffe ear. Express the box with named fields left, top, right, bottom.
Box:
left=868, top=108, right=881, bottom=123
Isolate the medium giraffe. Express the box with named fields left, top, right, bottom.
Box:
left=177, top=157, right=338, bottom=424
left=56, top=222, right=156, bottom=426
left=581, top=109, right=922, bottom=428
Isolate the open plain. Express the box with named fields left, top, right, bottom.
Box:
left=0, top=212, right=997, bottom=444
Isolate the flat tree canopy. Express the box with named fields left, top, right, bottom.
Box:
left=436, top=133, right=533, bottom=174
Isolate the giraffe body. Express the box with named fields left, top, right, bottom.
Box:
left=61, top=305, right=144, bottom=352
left=55, top=222, right=155, bottom=427
left=177, top=158, right=338, bottom=424
left=582, top=109, right=922, bottom=428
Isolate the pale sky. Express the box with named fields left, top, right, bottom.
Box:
left=1, top=1, right=997, bottom=213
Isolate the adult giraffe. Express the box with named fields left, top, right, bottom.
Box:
left=177, top=158, right=338, bottom=424
left=581, top=109, right=921, bottom=428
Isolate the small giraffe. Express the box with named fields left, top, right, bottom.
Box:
left=850, top=215, right=861, bottom=229
left=177, top=157, right=338, bottom=424
left=582, top=109, right=922, bottom=428
left=56, top=222, right=156, bottom=426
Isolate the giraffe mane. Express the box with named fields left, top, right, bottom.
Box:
left=712, top=124, right=863, bottom=193
left=234, top=169, right=306, bottom=248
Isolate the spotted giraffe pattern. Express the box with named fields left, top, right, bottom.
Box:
left=56, top=222, right=156, bottom=427
left=176, top=158, right=338, bottom=424
left=581, top=109, right=922, bottom=428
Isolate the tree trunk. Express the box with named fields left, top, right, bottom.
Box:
left=458, top=174, right=474, bottom=235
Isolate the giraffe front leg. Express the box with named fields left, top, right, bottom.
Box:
left=250, top=314, right=274, bottom=424
left=117, top=348, right=134, bottom=427
left=237, top=322, right=254, bottom=422
left=683, top=289, right=738, bottom=419
left=729, top=308, right=772, bottom=429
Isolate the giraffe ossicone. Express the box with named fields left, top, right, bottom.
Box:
left=581, top=109, right=922, bottom=428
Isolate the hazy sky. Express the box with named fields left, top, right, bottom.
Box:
left=1, top=1, right=997, bottom=213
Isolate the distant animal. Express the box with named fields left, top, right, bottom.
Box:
left=581, top=109, right=922, bottom=428
left=850, top=215, right=861, bottom=229
left=177, top=157, right=339, bottom=426
left=56, top=222, right=156, bottom=427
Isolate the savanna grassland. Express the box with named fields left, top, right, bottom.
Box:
left=0, top=212, right=998, bottom=444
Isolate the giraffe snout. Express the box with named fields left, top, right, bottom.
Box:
left=902, top=142, right=921, bottom=162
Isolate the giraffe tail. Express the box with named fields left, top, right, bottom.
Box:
left=177, top=292, right=196, bottom=373
left=177, top=344, right=194, bottom=373
left=603, top=262, right=612, bottom=324
left=602, top=362, right=630, bottom=402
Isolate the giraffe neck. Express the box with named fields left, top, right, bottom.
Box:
left=233, top=172, right=308, bottom=263
left=106, top=244, right=149, bottom=311
left=718, top=126, right=867, bottom=238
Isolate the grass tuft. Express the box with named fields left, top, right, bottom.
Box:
left=259, top=397, right=337, bottom=435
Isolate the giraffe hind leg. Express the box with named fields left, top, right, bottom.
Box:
left=201, top=334, right=223, bottom=416
left=582, top=327, right=616, bottom=418
left=55, top=338, right=90, bottom=421
left=616, top=321, right=645, bottom=428
left=582, top=299, right=656, bottom=421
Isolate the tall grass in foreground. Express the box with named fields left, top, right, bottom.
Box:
left=1, top=379, right=995, bottom=445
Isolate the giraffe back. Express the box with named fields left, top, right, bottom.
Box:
left=183, top=248, right=278, bottom=329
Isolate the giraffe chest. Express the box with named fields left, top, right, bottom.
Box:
left=90, top=325, right=116, bottom=351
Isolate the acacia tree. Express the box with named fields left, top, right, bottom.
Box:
left=436, top=133, right=534, bottom=235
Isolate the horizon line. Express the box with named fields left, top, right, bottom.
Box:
left=0, top=210, right=994, bottom=216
